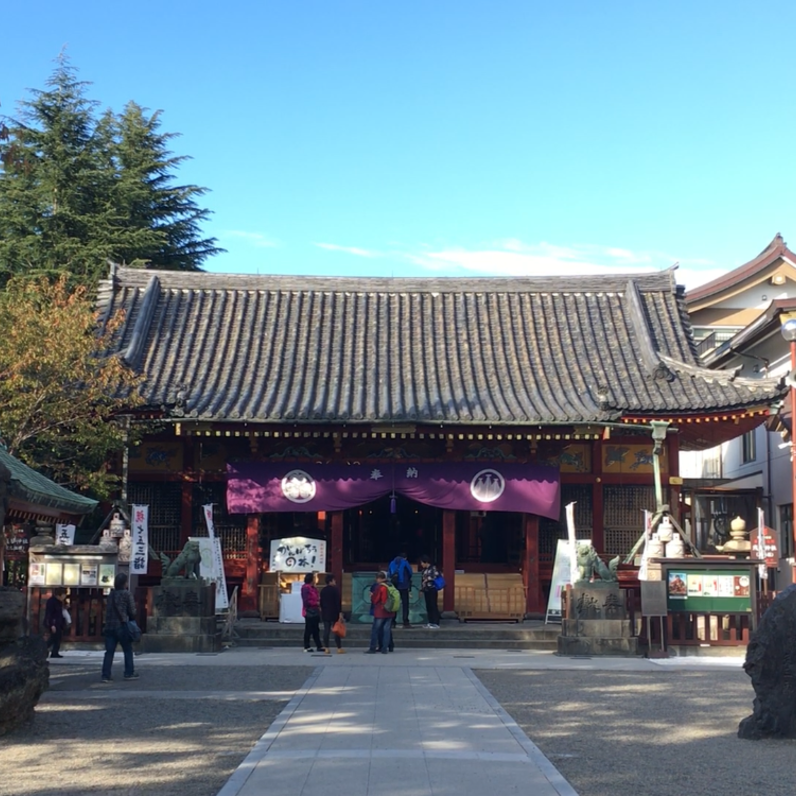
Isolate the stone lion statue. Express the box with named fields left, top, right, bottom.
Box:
left=575, top=542, right=620, bottom=584
left=152, top=540, right=202, bottom=579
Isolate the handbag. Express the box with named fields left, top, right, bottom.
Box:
left=433, top=574, right=446, bottom=591
left=332, top=618, right=346, bottom=638
left=125, top=620, right=142, bottom=642
left=113, top=591, right=142, bottom=642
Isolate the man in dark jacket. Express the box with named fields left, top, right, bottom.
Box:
left=44, top=587, right=67, bottom=658
left=320, top=574, right=344, bottom=654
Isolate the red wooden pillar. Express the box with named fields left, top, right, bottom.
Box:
left=592, top=438, right=605, bottom=552
left=442, top=510, right=456, bottom=613
left=240, top=514, right=260, bottom=615
left=667, top=430, right=681, bottom=524
left=330, top=511, right=344, bottom=586
left=523, top=514, right=541, bottom=615
left=179, top=436, right=195, bottom=547
left=180, top=481, right=193, bottom=548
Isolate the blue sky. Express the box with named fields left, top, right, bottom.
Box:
left=3, top=1, right=796, bottom=288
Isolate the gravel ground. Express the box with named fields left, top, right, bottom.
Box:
left=0, top=664, right=313, bottom=796
left=476, top=668, right=796, bottom=796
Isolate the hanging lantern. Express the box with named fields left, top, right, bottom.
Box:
left=390, top=493, right=397, bottom=514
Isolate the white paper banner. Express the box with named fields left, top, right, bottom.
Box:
left=189, top=536, right=229, bottom=611
left=638, top=510, right=652, bottom=581
left=200, top=505, right=229, bottom=611
left=55, top=524, right=76, bottom=546
left=130, top=505, right=149, bottom=575
left=202, top=504, right=216, bottom=539
left=565, top=502, right=578, bottom=585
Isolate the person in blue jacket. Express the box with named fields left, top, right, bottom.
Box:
left=387, top=552, right=413, bottom=628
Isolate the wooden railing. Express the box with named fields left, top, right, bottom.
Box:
left=29, top=587, right=150, bottom=642
left=623, top=584, right=760, bottom=649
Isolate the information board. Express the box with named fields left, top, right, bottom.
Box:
left=666, top=568, right=752, bottom=613
left=640, top=581, right=668, bottom=616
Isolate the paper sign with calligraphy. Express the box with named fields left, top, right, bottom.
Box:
left=130, top=504, right=149, bottom=575
left=269, top=537, right=326, bottom=573
left=55, top=524, right=76, bottom=546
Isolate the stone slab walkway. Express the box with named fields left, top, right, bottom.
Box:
left=217, top=663, right=577, bottom=796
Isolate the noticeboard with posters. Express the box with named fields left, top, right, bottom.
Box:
left=664, top=564, right=754, bottom=613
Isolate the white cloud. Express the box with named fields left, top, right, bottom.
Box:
left=405, top=240, right=722, bottom=291
left=306, top=235, right=723, bottom=292
left=223, top=230, right=280, bottom=248
left=314, top=242, right=382, bottom=258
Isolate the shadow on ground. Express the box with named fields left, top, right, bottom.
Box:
left=0, top=665, right=313, bottom=796
left=476, top=668, right=796, bottom=796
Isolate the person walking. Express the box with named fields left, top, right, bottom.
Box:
left=301, top=573, right=325, bottom=652
left=44, top=587, right=67, bottom=659
left=387, top=551, right=413, bottom=628
left=101, top=572, right=138, bottom=682
left=419, top=555, right=442, bottom=629
left=366, top=571, right=394, bottom=654
left=320, top=574, right=344, bottom=654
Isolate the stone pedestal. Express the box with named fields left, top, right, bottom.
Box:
left=0, top=588, right=25, bottom=644
left=557, top=585, right=638, bottom=656
left=0, top=587, right=48, bottom=735
left=141, top=583, right=220, bottom=653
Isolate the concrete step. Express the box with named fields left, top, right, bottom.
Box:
left=232, top=620, right=561, bottom=650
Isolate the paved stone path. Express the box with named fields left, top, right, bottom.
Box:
left=217, top=663, right=578, bottom=796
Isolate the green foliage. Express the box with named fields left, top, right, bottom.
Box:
left=0, top=55, right=223, bottom=288
left=0, top=276, right=144, bottom=498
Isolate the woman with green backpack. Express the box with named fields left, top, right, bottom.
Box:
left=366, top=571, right=396, bottom=654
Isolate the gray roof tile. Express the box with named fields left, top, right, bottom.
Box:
left=98, top=266, right=785, bottom=425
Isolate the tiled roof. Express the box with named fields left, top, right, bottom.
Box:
left=0, top=447, right=98, bottom=516
left=97, top=265, right=785, bottom=426
left=686, top=233, right=796, bottom=305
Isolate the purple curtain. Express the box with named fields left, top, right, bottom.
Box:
left=227, top=461, right=560, bottom=519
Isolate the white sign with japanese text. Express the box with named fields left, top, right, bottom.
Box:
left=269, top=537, right=326, bottom=573
left=200, top=504, right=229, bottom=611
left=130, top=505, right=149, bottom=575
left=55, top=524, right=76, bottom=545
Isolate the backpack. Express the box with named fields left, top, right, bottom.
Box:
left=384, top=583, right=402, bottom=614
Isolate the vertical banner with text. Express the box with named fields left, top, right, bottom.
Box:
left=202, top=504, right=229, bottom=611
left=130, top=505, right=149, bottom=575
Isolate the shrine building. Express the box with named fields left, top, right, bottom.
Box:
left=98, top=265, right=784, bottom=617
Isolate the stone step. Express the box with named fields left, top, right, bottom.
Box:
left=232, top=620, right=561, bottom=650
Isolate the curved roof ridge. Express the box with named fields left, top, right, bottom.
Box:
left=686, top=233, right=796, bottom=304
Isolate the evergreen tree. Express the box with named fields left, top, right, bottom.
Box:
left=110, top=102, right=221, bottom=270
left=0, top=56, right=222, bottom=287
left=0, top=57, right=116, bottom=285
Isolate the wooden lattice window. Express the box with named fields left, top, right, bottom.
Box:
left=603, top=485, right=655, bottom=556
left=127, top=481, right=182, bottom=552
left=192, top=482, right=247, bottom=557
